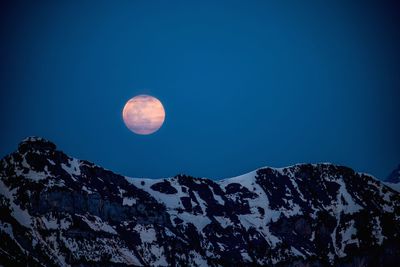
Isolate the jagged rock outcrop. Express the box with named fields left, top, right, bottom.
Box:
left=0, top=137, right=400, bottom=266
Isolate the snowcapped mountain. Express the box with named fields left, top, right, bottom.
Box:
left=385, top=165, right=400, bottom=193
left=1, top=137, right=400, bottom=266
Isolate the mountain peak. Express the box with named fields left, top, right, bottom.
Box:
left=18, top=136, right=57, bottom=153
left=387, top=164, right=400, bottom=183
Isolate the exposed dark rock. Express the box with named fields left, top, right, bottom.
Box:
left=150, top=180, right=178, bottom=194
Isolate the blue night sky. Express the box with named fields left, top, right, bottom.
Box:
left=1, top=1, right=399, bottom=180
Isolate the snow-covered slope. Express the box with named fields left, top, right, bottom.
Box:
left=1, top=137, right=400, bottom=266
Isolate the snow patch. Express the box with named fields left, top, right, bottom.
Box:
left=384, top=182, right=400, bottom=193
left=291, top=247, right=305, bottom=258
left=13, top=154, right=53, bottom=181
left=170, top=210, right=211, bottom=232
left=337, top=220, right=359, bottom=257
left=61, top=158, right=81, bottom=176
left=134, top=224, right=157, bottom=243
left=122, top=197, right=136, bottom=206
left=11, top=203, right=32, bottom=228
left=372, top=217, right=385, bottom=245
left=190, top=251, right=208, bottom=267
left=214, top=216, right=233, bottom=228
left=77, top=214, right=117, bottom=234
left=336, top=178, right=362, bottom=214
left=41, top=214, right=71, bottom=230
left=82, top=186, right=94, bottom=194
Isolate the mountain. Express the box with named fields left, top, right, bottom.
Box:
left=384, top=165, right=400, bottom=193
left=386, top=164, right=400, bottom=183
left=1, top=137, right=400, bottom=267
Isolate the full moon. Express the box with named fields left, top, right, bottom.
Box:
left=122, top=95, right=165, bottom=135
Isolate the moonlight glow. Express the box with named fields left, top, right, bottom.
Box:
left=122, top=95, right=165, bottom=135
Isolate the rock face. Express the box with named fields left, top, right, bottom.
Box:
left=0, top=137, right=400, bottom=267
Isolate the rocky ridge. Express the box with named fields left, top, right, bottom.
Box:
left=0, top=137, right=400, bottom=266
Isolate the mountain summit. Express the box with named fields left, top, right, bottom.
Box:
left=386, top=164, right=400, bottom=184
left=1, top=137, right=400, bottom=266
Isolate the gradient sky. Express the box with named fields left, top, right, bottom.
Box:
left=1, top=1, right=399, bottom=180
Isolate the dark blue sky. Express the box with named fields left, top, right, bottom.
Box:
left=1, top=1, right=399, bottom=179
